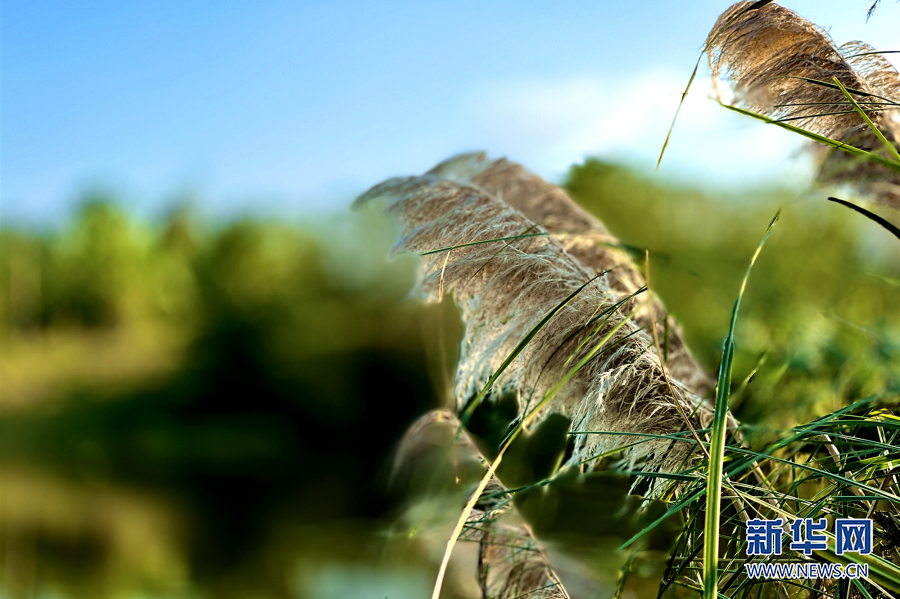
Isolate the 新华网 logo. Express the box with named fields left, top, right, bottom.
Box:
left=743, top=517, right=873, bottom=581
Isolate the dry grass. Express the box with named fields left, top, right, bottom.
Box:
left=358, top=154, right=726, bottom=598
left=357, top=154, right=713, bottom=486
left=708, top=1, right=900, bottom=208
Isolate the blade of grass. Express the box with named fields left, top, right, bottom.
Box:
left=843, top=49, right=900, bottom=59
left=827, top=197, right=900, bottom=241
left=521, top=285, right=646, bottom=417
left=657, top=60, right=699, bottom=170
left=458, top=272, right=604, bottom=428
left=466, top=223, right=542, bottom=283
left=774, top=107, right=894, bottom=123
left=430, top=437, right=509, bottom=599
left=719, top=103, right=900, bottom=172
left=433, top=304, right=639, bottom=599
left=703, top=211, right=780, bottom=599
left=562, top=292, right=641, bottom=368
left=419, top=232, right=549, bottom=255
left=643, top=397, right=879, bottom=554
left=725, top=445, right=900, bottom=503
left=833, top=76, right=900, bottom=162
left=621, top=485, right=707, bottom=550
left=774, top=100, right=898, bottom=107
left=656, top=0, right=775, bottom=169
left=784, top=76, right=900, bottom=106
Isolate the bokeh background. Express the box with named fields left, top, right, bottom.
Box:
left=2, top=2, right=900, bottom=598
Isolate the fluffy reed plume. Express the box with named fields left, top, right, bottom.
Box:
left=357, top=153, right=720, bottom=598
left=357, top=153, right=712, bottom=479
left=394, top=410, right=569, bottom=599
left=707, top=2, right=900, bottom=207
left=432, top=153, right=713, bottom=395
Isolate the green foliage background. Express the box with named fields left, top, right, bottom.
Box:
left=1, top=162, right=898, bottom=598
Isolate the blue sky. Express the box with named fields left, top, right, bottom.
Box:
left=2, top=1, right=898, bottom=225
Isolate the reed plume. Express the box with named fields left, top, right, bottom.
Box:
left=357, top=153, right=721, bottom=598
left=357, top=153, right=713, bottom=481
left=393, top=409, right=569, bottom=599
left=707, top=1, right=900, bottom=208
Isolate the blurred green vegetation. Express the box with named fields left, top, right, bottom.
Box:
left=0, top=201, right=462, bottom=599
left=1, top=161, right=898, bottom=598
left=566, top=160, right=900, bottom=426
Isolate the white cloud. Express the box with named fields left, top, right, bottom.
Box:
left=463, top=68, right=817, bottom=189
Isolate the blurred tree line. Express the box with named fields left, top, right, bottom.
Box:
left=1, top=162, right=898, bottom=598
left=0, top=200, right=458, bottom=598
